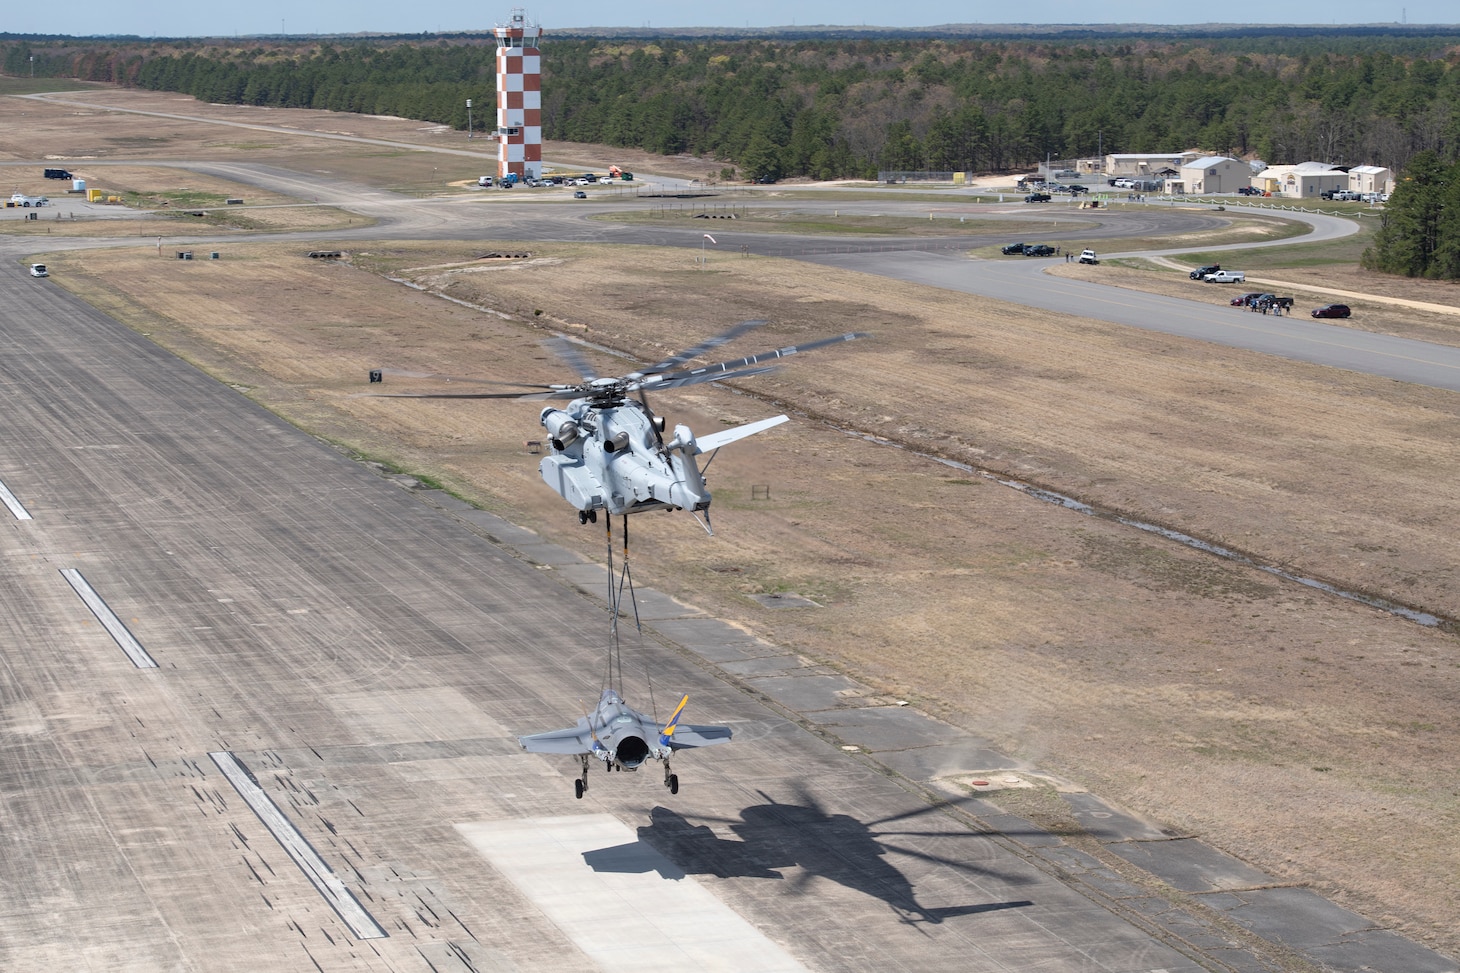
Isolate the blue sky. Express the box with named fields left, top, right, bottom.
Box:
left=7, top=3, right=1455, bottom=38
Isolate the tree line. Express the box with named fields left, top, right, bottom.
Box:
left=1363, top=150, right=1460, bottom=278
left=6, top=31, right=1460, bottom=276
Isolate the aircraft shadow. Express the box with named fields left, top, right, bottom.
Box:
left=583, top=797, right=1034, bottom=925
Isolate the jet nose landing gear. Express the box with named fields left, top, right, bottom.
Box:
left=664, top=761, right=679, bottom=795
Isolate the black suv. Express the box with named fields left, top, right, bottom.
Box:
left=1189, top=264, right=1221, bottom=280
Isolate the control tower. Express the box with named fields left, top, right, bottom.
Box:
left=493, top=8, right=542, bottom=181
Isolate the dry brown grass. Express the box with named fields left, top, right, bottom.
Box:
left=50, top=239, right=1460, bottom=962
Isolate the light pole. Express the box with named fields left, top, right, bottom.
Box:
left=466, top=99, right=472, bottom=140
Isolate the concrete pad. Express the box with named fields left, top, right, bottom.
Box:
left=804, top=703, right=977, bottom=750
left=1199, top=886, right=1459, bottom=971
left=1060, top=791, right=1174, bottom=842
left=457, top=815, right=807, bottom=972
left=742, top=672, right=865, bottom=711
left=1108, top=837, right=1275, bottom=892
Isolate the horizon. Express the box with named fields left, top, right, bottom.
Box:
left=3, top=3, right=1457, bottom=42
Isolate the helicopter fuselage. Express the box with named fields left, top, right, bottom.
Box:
left=539, top=397, right=709, bottom=518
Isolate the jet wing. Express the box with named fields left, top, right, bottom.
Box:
left=518, top=724, right=593, bottom=755
left=662, top=723, right=733, bottom=750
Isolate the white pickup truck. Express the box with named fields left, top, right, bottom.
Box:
left=1203, top=270, right=1246, bottom=283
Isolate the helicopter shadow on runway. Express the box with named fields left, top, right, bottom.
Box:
left=581, top=789, right=1036, bottom=925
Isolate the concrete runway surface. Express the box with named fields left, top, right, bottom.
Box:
left=3, top=142, right=1458, bottom=972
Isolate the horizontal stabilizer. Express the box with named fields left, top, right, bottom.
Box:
left=694, top=415, right=789, bottom=453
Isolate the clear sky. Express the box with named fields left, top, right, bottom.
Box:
left=6, top=2, right=1456, bottom=38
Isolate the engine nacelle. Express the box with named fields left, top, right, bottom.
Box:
left=603, top=431, right=630, bottom=453
left=541, top=408, right=579, bottom=450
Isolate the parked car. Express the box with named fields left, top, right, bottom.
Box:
left=1023, top=244, right=1056, bottom=256
left=1236, top=186, right=1261, bottom=196
left=1190, top=264, right=1221, bottom=280
left=1069, top=185, right=1089, bottom=195
left=1001, top=242, right=1028, bottom=255
left=573, top=190, right=587, bottom=199
left=29, top=263, right=48, bottom=277
left=1024, top=192, right=1051, bottom=203
left=1078, top=249, right=1098, bottom=264
left=1311, top=304, right=1351, bottom=318
left=1230, top=292, right=1264, bottom=307
left=1204, top=270, right=1246, bottom=283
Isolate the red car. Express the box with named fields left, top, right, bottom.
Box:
left=1311, top=304, right=1351, bottom=318
left=1230, top=292, right=1263, bottom=307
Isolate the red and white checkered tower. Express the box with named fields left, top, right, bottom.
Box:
left=493, top=8, right=542, bottom=181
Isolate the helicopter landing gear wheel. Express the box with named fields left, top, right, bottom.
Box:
left=589, top=510, right=598, bottom=523
left=574, top=778, right=584, bottom=799
left=669, top=774, right=679, bottom=795
left=578, top=510, right=588, bottom=525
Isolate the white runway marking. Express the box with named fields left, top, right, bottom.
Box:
left=0, top=476, right=32, bottom=520
left=458, top=814, right=806, bottom=972
left=60, top=568, right=157, bottom=668
left=209, top=751, right=387, bottom=940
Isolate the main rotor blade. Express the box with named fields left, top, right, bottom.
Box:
left=636, top=364, right=779, bottom=392
left=639, top=319, right=768, bottom=374
left=370, top=367, right=556, bottom=390
left=361, top=390, right=553, bottom=400
left=545, top=337, right=600, bottom=383
left=651, top=331, right=869, bottom=386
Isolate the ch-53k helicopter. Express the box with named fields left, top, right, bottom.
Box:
left=370, top=320, right=866, bottom=533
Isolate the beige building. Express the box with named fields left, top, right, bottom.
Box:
left=1179, top=156, right=1249, bottom=194
left=1252, top=162, right=1346, bottom=199
left=1103, top=152, right=1204, bottom=179
left=1349, top=165, right=1392, bottom=194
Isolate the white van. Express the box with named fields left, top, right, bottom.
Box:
left=30, top=263, right=48, bottom=277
